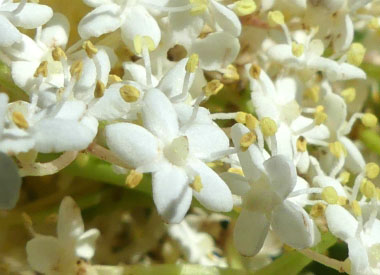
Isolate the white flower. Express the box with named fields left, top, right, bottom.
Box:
left=325, top=204, right=380, bottom=275
left=106, top=88, right=233, bottom=223
left=223, top=123, right=320, bottom=256
left=0, top=93, right=22, bottom=210
left=0, top=0, right=53, bottom=47
left=26, top=196, right=100, bottom=275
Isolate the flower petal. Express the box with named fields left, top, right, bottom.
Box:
left=313, top=175, right=347, bottom=197
left=26, top=236, right=61, bottom=274
left=233, top=209, right=270, bottom=256
left=187, top=160, right=233, bottom=212
left=323, top=92, right=346, bottom=135
left=57, top=196, right=85, bottom=241
left=0, top=152, right=22, bottom=210
left=220, top=172, right=250, bottom=196
left=191, top=32, right=240, bottom=71
left=0, top=16, right=21, bottom=47
left=210, top=0, right=241, bottom=37
left=78, top=4, right=121, bottom=39
left=152, top=164, right=192, bottom=223
left=325, top=205, right=357, bottom=241
left=272, top=200, right=317, bottom=249
left=142, top=89, right=179, bottom=142
left=40, top=13, right=70, bottom=48
left=264, top=155, right=297, bottom=199
left=347, top=237, right=370, bottom=275
left=339, top=136, right=365, bottom=174
left=9, top=3, right=53, bottom=29
left=76, top=229, right=100, bottom=260
left=106, top=122, right=158, bottom=168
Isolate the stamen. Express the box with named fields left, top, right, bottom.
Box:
left=233, top=0, right=256, bottom=17
left=228, top=167, right=244, bottom=176
left=70, top=60, right=83, bottom=80
left=346, top=43, right=366, bottom=66
left=341, top=87, right=356, bottom=103
left=240, top=132, right=257, bottom=151
left=94, top=80, right=105, bottom=98
left=222, top=64, right=240, bottom=82
left=328, top=141, right=346, bottom=158
left=360, top=178, right=376, bottom=199
left=351, top=172, right=365, bottom=202
left=314, top=105, right=328, bottom=125
left=361, top=113, right=378, bottom=128
left=289, top=187, right=323, bottom=198
left=246, top=114, right=259, bottom=130
left=367, top=17, right=380, bottom=30
left=133, top=35, right=155, bottom=86
left=296, top=136, right=307, bottom=152
left=125, top=170, right=143, bottom=188
left=365, top=162, right=380, bottom=179
left=235, top=112, right=248, bottom=123
left=305, top=85, right=320, bottom=103
left=338, top=171, right=350, bottom=185
left=12, top=112, right=29, bottom=129
left=119, top=85, right=140, bottom=102
left=190, top=175, right=203, bottom=192
left=34, top=61, right=48, bottom=78
left=108, top=74, right=122, bottom=86
left=82, top=40, right=98, bottom=58
left=321, top=187, right=338, bottom=204
left=268, top=10, right=291, bottom=45
left=249, top=64, right=261, bottom=79
left=329, top=154, right=345, bottom=178
left=52, top=47, right=67, bottom=61
left=260, top=117, right=277, bottom=137
left=310, top=203, right=326, bottom=218
left=351, top=200, right=362, bottom=217
left=185, top=53, right=199, bottom=73
left=291, top=42, right=304, bottom=57
left=203, top=80, right=224, bottom=97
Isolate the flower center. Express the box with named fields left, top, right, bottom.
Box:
left=164, top=136, right=189, bottom=166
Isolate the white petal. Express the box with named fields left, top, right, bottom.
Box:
left=75, top=57, right=97, bottom=90
left=0, top=16, right=21, bottom=47
left=175, top=104, right=211, bottom=125
left=57, top=196, right=84, bottom=241
left=152, top=164, right=192, bottom=223
left=230, top=123, right=265, bottom=180
left=121, top=6, right=161, bottom=54
left=158, top=58, right=195, bottom=99
left=78, top=4, right=121, bottom=39
left=142, top=89, right=179, bottom=143
left=0, top=128, right=35, bottom=154
left=333, top=14, right=354, bottom=52
left=272, top=200, right=316, bottom=249
left=220, top=172, right=250, bottom=196
left=233, top=209, right=270, bottom=256
left=288, top=176, right=310, bottom=207
left=210, top=0, right=241, bottom=37
left=40, top=13, right=70, bottom=48
left=3, top=34, right=44, bottom=61
left=0, top=152, right=22, bottom=210
left=76, top=229, right=100, bottom=260
left=325, top=205, right=358, bottom=240
left=274, top=77, right=298, bottom=104
left=95, top=49, right=111, bottom=85
left=291, top=116, right=330, bottom=141
left=264, top=155, right=297, bottom=199
left=323, top=92, right=346, bottom=134
left=26, top=236, right=61, bottom=274
left=187, top=160, right=233, bottom=212
left=123, top=62, right=159, bottom=86
left=32, top=118, right=97, bottom=153
left=267, top=44, right=301, bottom=67
left=184, top=123, right=229, bottom=161
left=251, top=91, right=280, bottom=121
left=347, top=237, right=370, bottom=275
left=88, top=83, right=132, bottom=120
left=9, top=3, right=53, bottom=29
left=83, top=0, right=113, bottom=8
left=297, top=151, right=310, bottom=174
left=11, top=61, right=40, bottom=90
left=191, top=32, right=240, bottom=71
left=274, top=124, right=294, bottom=159
left=339, top=136, right=365, bottom=174
left=106, top=122, right=158, bottom=168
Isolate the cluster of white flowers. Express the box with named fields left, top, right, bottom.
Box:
left=1, top=0, right=380, bottom=274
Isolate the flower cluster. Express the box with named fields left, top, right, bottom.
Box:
left=0, top=0, right=380, bottom=274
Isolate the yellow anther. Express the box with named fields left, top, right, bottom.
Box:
left=125, top=170, right=143, bottom=188
left=119, top=85, right=140, bottom=102
left=34, top=61, right=48, bottom=77
left=360, top=178, right=376, bottom=199
left=82, top=40, right=98, bottom=58
left=268, top=10, right=285, bottom=27
left=361, top=113, right=378, bottom=128
left=341, top=87, right=356, bottom=103
left=190, top=175, right=203, bottom=192
left=368, top=18, right=380, bottom=30
left=234, top=0, right=256, bottom=16
left=246, top=114, right=259, bottom=130
left=223, top=64, right=240, bottom=81
left=337, top=196, right=348, bottom=206
left=310, top=203, right=326, bottom=218
left=189, top=0, right=208, bottom=16
left=51, top=47, right=67, bottom=61
left=203, top=80, right=224, bottom=97
left=352, top=200, right=362, bottom=217
left=321, top=186, right=338, bottom=204
left=338, top=171, right=350, bottom=185
left=108, top=74, right=122, bottom=86
left=347, top=43, right=366, bottom=66
left=94, top=80, right=105, bottom=98
left=228, top=167, right=244, bottom=176
left=260, top=117, right=277, bottom=137
left=249, top=64, right=261, bottom=79
left=185, top=53, right=199, bottom=73
left=329, top=141, right=346, bottom=158
left=133, top=35, right=156, bottom=55
left=70, top=60, right=83, bottom=79
left=235, top=112, right=247, bottom=124
left=296, top=136, right=307, bottom=152
left=12, top=112, right=29, bottom=129
left=240, top=132, right=257, bottom=151
left=76, top=153, right=90, bottom=168
left=305, top=85, right=320, bottom=103
left=314, top=105, right=327, bottom=125
left=291, top=42, right=304, bottom=57
left=366, top=162, right=380, bottom=179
